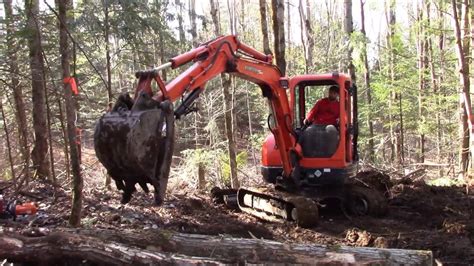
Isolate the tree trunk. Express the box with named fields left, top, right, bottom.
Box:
left=158, top=30, right=167, bottom=81
left=176, top=0, right=185, bottom=42
left=424, top=1, right=438, bottom=166
left=57, top=0, right=83, bottom=227
left=240, top=0, right=258, bottom=171
left=4, top=0, right=30, bottom=182
left=392, top=1, right=404, bottom=166
left=259, top=0, right=272, bottom=55
left=189, top=0, right=199, bottom=148
left=188, top=0, right=198, bottom=46
left=344, top=0, right=356, bottom=82
left=222, top=77, right=239, bottom=188
left=0, top=100, right=16, bottom=184
left=385, top=0, right=403, bottom=165
left=298, top=0, right=314, bottom=73
left=26, top=0, right=50, bottom=180
left=417, top=1, right=427, bottom=163
left=452, top=0, right=471, bottom=175
left=436, top=3, right=445, bottom=175
left=360, top=0, right=374, bottom=162
left=57, top=97, right=70, bottom=180
left=298, top=0, right=307, bottom=72
left=210, top=0, right=239, bottom=188
left=104, top=0, right=112, bottom=189
left=197, top=163, right=206, bottom=190
left=286, top=0, right=291, bottom=53
left=0, top=230, right=433, bottom=265
left=271, top=0, right=286, bottom=75
left=189, top=0, right=205, bottom=187
left=246, top=89, right=258, bottom=171
left=42, top=56, right=56, bottom=185
left=189, top=0, right=199, bottom=150
left=226, top=0, right=236, bottom=35
left=305, top=0, right=314, bottom=70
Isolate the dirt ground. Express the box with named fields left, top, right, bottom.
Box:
left=1, top=171, right=473, bottom=265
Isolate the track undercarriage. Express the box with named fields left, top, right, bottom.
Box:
left=212, top=180, right=387, bottom=228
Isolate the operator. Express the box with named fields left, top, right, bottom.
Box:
left=304, top=85, right=340, bottom=126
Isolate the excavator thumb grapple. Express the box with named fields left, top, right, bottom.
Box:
left=94, top=93, right=175, bottom=205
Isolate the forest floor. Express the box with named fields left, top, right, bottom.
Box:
left=1, top=165, right=473, bottom=265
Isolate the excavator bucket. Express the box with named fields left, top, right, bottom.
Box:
left=94, top=97, right=175, bottom=205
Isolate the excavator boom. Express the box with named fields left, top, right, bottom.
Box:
left=95, top=35, right=298, bottom=204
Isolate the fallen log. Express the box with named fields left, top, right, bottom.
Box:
left=0, top=232, right=224, bottom=265
left=0, top=229, right=433, bottom=265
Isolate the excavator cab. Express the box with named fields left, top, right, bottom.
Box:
left=262, top=73, right=358, bottom=186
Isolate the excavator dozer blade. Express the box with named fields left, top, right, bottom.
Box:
left=94, top=101, right=175, bottom=205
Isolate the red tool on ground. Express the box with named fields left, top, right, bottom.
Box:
left=0, top=194, right=38, bottom=220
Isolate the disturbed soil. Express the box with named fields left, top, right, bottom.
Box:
left=1, top=171, right=473, bottom=265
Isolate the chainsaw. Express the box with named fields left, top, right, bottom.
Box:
left=0, top=193, right=38, bottom=220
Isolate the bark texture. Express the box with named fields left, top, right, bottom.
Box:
left=271, top=0, right=286, bottom=75
left=57, top=0, right=83, bottom=227
left=26, top=0, right=50, bottom=180
left=344, top=0, right=356, bottom=81
left=4, top=0, right=30, bottom=182
left=417, top=1, right=427, bottom=163
left=259, top=0, right=272, bottom=55
left=0, top=101, right=15, bottom=183
left=299, top=0, right=314, bottom=73
left=0, top=230, right=433, bottom=265
left=360, top=0, right=375, bottom=162
left=452, top=0, right=471, bottom=174
left=209, top=0, right=239, bottom=188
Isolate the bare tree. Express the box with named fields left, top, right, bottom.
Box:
left=176, top=0, right=186, bottom=43
left=26, top=0, right=50, bottom=180
left=4, top=0, right=30, bottom=182
left=102, top=0, right=112, bottom=189
left=271, top=0, right=286, bottom=75
left=359, top=0, right=374, bottom=162
left=298, top=0, right=314, bottom=73
left=56, top=0, right=83, bottom=227
left=0, top=99, right=15, bottom=184
left=385, top=0, right=404, bottom=165
left=452, top=0, right=471, bottom=175
left=344, top=0, right=356, bottom=81
left=416, top=0, right=428, bottom=163
left=209, top=0, right=239, bottom=188
left=188, top=0, right=206, bottom=189
left=286, top=0, right=291, bottom=51
left=434, top=2, right=446, bottom=173
left=188, top=0, right=198, bottom=46
left=259, top=0, right=272, bottom=55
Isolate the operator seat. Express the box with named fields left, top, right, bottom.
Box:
left=299, top=124, right=339, bottom=158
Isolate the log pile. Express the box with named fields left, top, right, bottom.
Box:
left=0, top=228, right=433, bottom=265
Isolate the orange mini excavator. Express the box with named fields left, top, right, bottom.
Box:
left=94, top=35, right=386, bottom=227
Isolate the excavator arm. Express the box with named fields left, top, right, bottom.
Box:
left=133, top=35, right=297, bottom=178
left=94, top=35, right=299, bottom=205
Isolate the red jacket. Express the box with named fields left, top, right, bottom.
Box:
left=306, top=98, right=339, bottom=125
